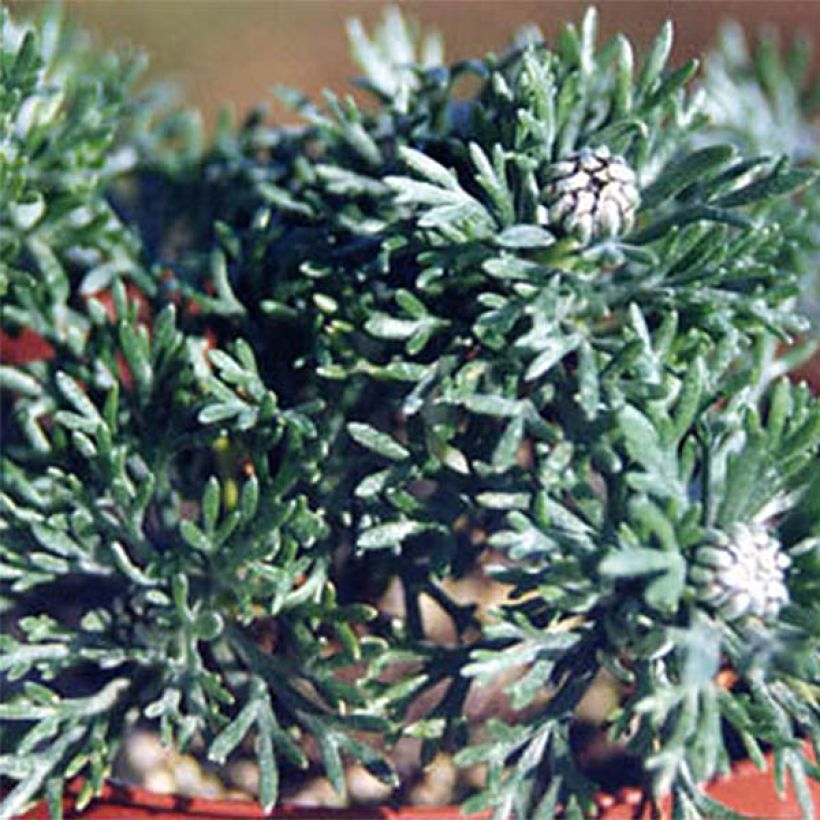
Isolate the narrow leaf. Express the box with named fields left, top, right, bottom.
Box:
left=347, top=422, right=409, bottom=461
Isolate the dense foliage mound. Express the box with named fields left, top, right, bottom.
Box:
left=1, top=6, right=818, bottom=818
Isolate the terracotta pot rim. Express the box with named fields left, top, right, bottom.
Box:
left=22, top=744, right=819, bottom=819
left=26, top=744, right=820, bottom=820
left=21, top=772, right=643, bottom=818
left=32, top=777, right=490, bottom=819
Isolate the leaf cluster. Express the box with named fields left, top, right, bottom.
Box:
left=1, top=6, right=818, bottom=820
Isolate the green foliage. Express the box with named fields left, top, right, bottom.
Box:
left=703, top=22, right=820, bottom=330
left=1, top=5, right=818, bottom=820
left=0, top=8, right=388, bottom=818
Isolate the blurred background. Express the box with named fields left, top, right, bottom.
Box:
left=14, top=1, right=820, bottom=129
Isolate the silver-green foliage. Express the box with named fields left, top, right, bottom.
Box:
left=0, top=8, right=391, bottom=818
left=1, top=5, right=818, bottom=820
left=322, top=8, right=817, bottom=818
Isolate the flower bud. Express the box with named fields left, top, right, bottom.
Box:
left=691, top=523, right=790, bottom=622
left=541, top=146, right=639, bottom=245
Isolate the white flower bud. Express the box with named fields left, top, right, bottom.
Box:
left=555, top=171, right=591, bottom=194
left=604, top=162, right=636, bottom=184
left=566, top=211, right=594, bottom=245
left=691, top=523, right=790, bottom=623
left=541, top=146, right=640, bottom=245
left=596, top=198, right=622, bottom=237
left=575, top=190, right=597, bottom=214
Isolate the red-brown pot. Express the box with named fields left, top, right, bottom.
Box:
left=0, top=328, right=56, bottom=365
left=791, top=349, right=820, bottom=395
left=19, top=747, right=820, bottom=820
